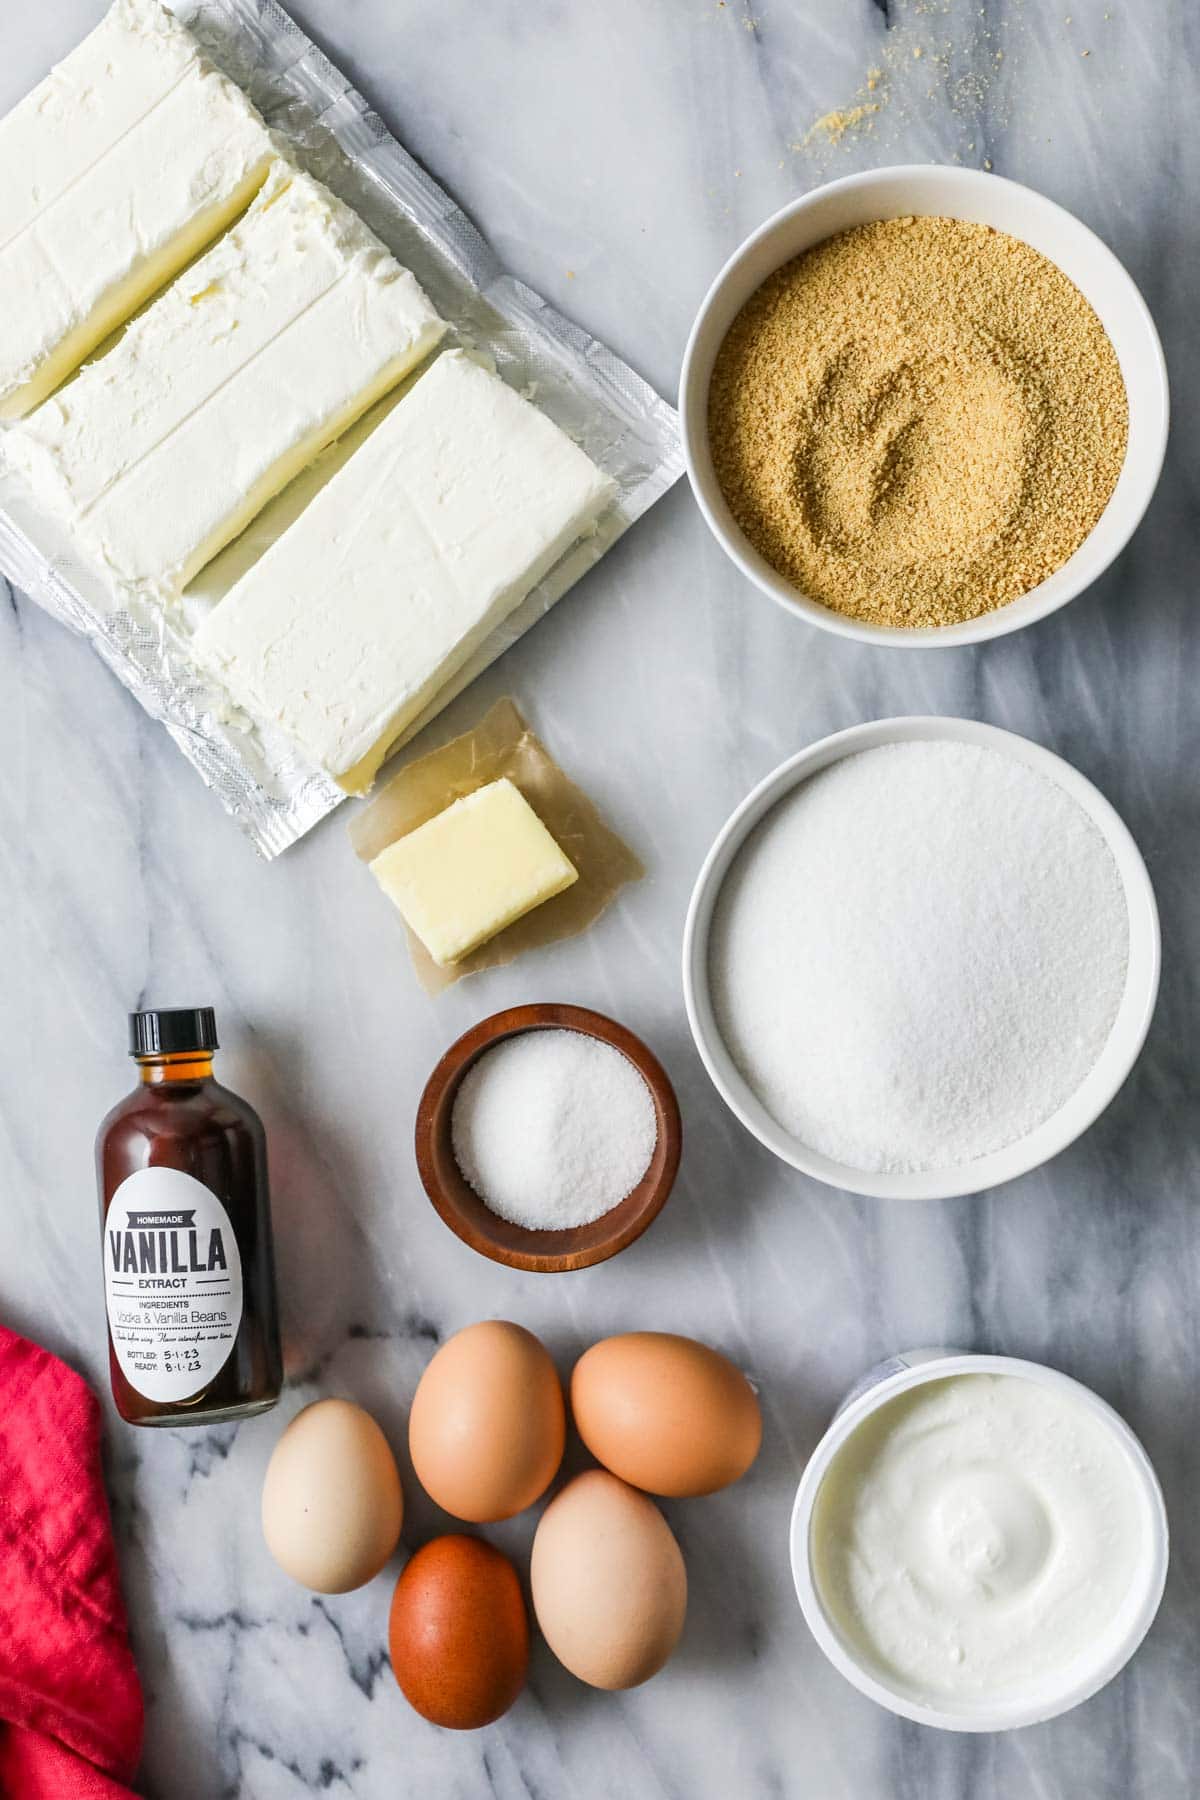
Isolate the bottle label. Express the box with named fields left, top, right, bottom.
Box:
left=103, top=1167, right=244, bottom=1404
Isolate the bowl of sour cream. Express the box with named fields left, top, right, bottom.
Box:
left=791, top=1351, right=1168, bottom=1732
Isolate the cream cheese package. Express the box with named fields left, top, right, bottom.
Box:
left=0, top=0, right=275, bottom=420
left=0, top=0, right=682, bottom=857
left=7, top=162, right=446, bottom=604
left=195, top=350, right=615, bottom=793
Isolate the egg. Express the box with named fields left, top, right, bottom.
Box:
left=409, top=1321, right=565, bottom=1522
left=389, top=1535, right=528, bottom=1729
left=261, top=1399, right=404, bottom=1593
left=570, top=1332, right=762, bottom=1497
left=530, top=1469, right=687, bottom=1689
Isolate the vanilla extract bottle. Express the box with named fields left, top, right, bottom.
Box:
left=96, top=1008, right=282, bottom=1427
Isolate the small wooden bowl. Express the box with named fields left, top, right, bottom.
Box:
left=415, top=1003, right=682, bottom=1273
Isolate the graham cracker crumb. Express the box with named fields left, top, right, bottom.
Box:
left=802, top=102, right=880, bottom=147
left=707, top=217, right=1128, bottom=630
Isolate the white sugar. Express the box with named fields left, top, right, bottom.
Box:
left=451, top=1029, right=658, bottom=1230
left=710, top=741, right=1130, bottom=1175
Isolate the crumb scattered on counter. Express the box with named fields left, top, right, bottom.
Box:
left=785, top=0, right=1100, bottom=184
left=790, top=0, right=1036, bottom=174
left=800, top=101, right=880, bottom=148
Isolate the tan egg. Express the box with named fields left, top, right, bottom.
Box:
left=409, top=1321, right=565, bottom=1523
left=530, top=1469, right=687, bottom=1689
left=570, top=1332, right=762, bottom=1497
left=261, top=1398, right=404, bottom=1593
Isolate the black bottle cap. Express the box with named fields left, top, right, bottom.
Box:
left=128, top=1008, right=219, bottom=1057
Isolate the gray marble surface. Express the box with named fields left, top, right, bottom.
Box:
left=1, top=1, right=1197, bottom=1796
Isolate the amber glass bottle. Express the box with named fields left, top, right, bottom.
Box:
left=96, top=1008, right=282, bottom=1428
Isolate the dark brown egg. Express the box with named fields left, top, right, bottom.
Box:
left=388, top=1535, right=529, bottom=1729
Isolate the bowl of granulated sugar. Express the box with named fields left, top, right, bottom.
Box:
left=681, top=164, right=1168, bottom=646
left=683, top=717, right=1159, bottom=1201
left=416, top=1004, right=682, bottom=1271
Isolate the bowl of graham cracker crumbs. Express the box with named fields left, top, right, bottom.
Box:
left=681, top=165, right=1168, bottom=645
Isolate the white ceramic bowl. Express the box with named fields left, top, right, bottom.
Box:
left=681, top=716, right=1160, bottom=1200
left=790, top=1350, right=1169, bottom=1732
left=680, top=164, right=1169, bottom=647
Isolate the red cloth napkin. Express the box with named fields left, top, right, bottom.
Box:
left=0, top=1326, right=143, bottom=1798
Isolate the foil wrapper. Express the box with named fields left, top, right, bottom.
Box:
left=0, top=0, right=683, bottom=858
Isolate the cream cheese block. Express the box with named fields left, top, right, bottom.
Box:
left=5, top=161, right=447, bottom=603
left=370, top=778, right=579, bottom=965
left=0, top=0, right=275, bottom=420
left=194, top=349, right=616, bottom=792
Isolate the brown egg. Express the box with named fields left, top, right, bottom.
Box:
left=570, top=1332, right=762, bottom=1497
left=261, top=1399, right=404, bottom=1594
left=388, top=1535, right=529, bottom=1729
left=409, top=1321, right=565, bottom=1522
left=530, top=1469, right=687, bottom=1689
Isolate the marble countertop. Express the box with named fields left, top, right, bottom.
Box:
left=2, top=1, right=1197, bottom=1795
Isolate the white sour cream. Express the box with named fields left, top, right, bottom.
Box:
left=811, top=1374, right=1150, bottom=1705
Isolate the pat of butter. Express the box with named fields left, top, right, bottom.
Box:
left=194, top=349, right=616, bottom=793
left=370, top=778, right=579, bottom=966
left=0, top=0, right=274, bottom=419
left=5, top=161, right=446, bottom=603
